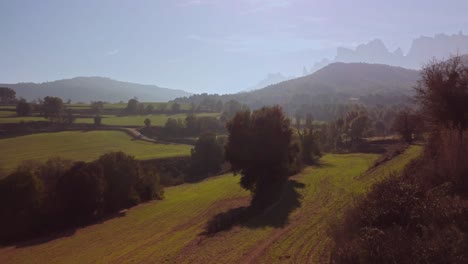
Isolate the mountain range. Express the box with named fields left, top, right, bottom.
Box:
left=1, top=77, right=191, bottom=103
left=308, top=32, right=468, bottom=73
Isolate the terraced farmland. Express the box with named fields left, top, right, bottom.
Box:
left=0, top=146, right=422, bottom=263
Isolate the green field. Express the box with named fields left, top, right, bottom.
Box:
left=0, top=105, right=15, bottom=110
left=0, top=111, right=16, bottom=118
left=98, top=113, right=219, bottom=126
left=0, top=146, right=422, bottom=263
left=0, top=116, right=48, bottom=123
left=0, top=131, right=191, bottom=173
left=0, top=113, right=219, bottom=126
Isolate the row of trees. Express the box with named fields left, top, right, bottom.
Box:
left=124, top=98, right=182, bottom=115
left=0, top=152, right=163, bottom=243
left=139, top=114, right=226, bottom=139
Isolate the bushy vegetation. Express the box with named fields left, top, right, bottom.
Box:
left=331, top=55, right=468, bottom=263
left=187, top=133, right=225, bottom=182
left=15, top=98, right=32, bottom=116
left=295, top=113, right=322, bottom=164
left=0, top=152, right=163, bottom=244
left=392, top=109, right=424, bottom=143
left=0, top=87, right=16, bottom=103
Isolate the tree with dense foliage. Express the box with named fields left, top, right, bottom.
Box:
left=42, top=96, right=64, bottom=122
left=296, top=113, right=321, bottom=164
left=144, top=118, right=151, bottom=128
left=91, top=101, right=104, bottom=116
left=57, top=162, right=106, bottom=224
left=94, top=116, right=102, bottom=126
left=159, top=103, right=167, bottom=113
left=188, top=133, right=224, bottom=181
left=0, top=87, right=16, bottom=103
left=392, top=110, right=421, bottom=143
left=126, top=98, right=139, bottom=114
left=171, top=102, right=181, bottom=113
left=0, top=162, right=44, bottom=242
left=145, top=104, right=154, bottom=114
left=0, top=154, right=163, bottom=243
left=185, top=113, right=197, bottom=135
left=225, top=106, right=299, bottom=209
left=347, top=112, right=370, bottom=143
left=164, top=117, right=184, bottom=136
left=416, top=55, right=468, bottom=138
left=16, top=98, right=32, bottom=116
left=96, top=152, right=142, bottom=211
left=221, top=100, right=245, bottom=122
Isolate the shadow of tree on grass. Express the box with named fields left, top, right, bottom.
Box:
left=203, top=179, right=305, bottom=234
left=10, top=210, right=127, bottom=248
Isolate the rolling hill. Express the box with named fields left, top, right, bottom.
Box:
left=205, top=62, right=420, bottom=109
left=1, top=77, right=191, bottom=103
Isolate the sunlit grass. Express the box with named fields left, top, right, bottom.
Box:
left=0, top=131, right=191, bottom=173
left=0, top=146, right=422, bottom=263
left=0, top=113, right=219, bottom=126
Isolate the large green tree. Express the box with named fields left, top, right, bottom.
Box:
left=57, top=162, right=106, bottom=224
left=225, top=106, right=298, bottom=209
left=0, top=87, right=16, bottom=103
left=126, top=98, right=139, bottom=114
left=91, top=101, right=104, bottom=116
left=188, top=133, right=224, bottom=181
left=42, top=96, right=64, bottom=122
left=16, top=98, right=32, bottom=116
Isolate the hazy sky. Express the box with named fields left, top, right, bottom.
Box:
left=1, top=0, right=468, bottom=93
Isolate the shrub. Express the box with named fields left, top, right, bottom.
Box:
left=96, top=152, right=142, bottom=212
left=56, top=162, right=106, bottom=224
left=0, top=162, right=44, bottom=242
left=188, top=133, right=224, bottom=182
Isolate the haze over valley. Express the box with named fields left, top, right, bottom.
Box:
left=1, top=1, right=467, bottom=263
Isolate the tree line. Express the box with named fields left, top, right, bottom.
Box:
left=0, top=152, right=163, bottom=244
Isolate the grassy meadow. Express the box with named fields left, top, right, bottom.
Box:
left=0, top=130, right=191, bottom=173
left=95, top=112, right=219, bottom=126
left=0, top=112, right=219, bottom=126
left=0, top=146, right=422, bottom=263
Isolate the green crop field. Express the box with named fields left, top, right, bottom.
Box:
left=0, top=113, right=219, bottom=126
left=0, top=116, right=48, bottom=123
left=0, top=146, right=422, bottom=263
left=0, top=111, right=16, bottom=118
left=0, top=131, right=191, bottom=173
left=0, top=105, right=15, bottom=110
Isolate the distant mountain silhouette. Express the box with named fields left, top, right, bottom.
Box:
left=1, top=77, right=191, bottom=103
left=310, top=32, right=468, bottom=72
left=226, top=62, right=420, bottom=107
